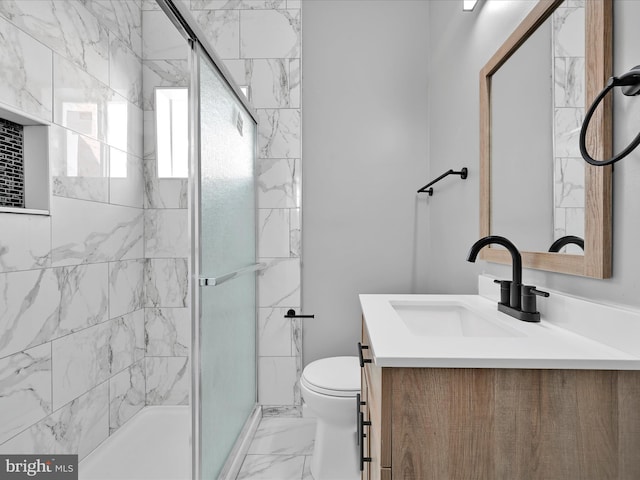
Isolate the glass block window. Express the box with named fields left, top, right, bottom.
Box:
left=0, top=118, right=25, bottom=208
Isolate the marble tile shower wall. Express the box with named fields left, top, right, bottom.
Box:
left=0, top=0, right=184, bottom=460
left=184, top=0, right=303, bottom=412
left=0, top=0, right=301, bottom=459
left=141, top=3, right=191, bottom=411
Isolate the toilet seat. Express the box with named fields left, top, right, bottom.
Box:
left=301, top=356, right=360, bottom=397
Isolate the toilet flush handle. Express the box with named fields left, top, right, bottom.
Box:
left=284, top=309, right=315, bottom=318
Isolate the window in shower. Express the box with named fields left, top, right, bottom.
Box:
left=156, top=87, right=188, bottom=178
left=239, top=85, right=250, bottom=101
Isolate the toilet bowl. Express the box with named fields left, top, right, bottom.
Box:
left=300, top=356, right=361, bottom=480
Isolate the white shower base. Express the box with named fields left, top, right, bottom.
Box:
left=80, top=406, right=191, bottom=480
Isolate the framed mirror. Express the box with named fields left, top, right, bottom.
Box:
left=479, top=0, right=612, bottom=278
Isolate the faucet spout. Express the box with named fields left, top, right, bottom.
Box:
left=548, top=235, right=584, bottom=252
left=467, top=235, right=522, bottom=309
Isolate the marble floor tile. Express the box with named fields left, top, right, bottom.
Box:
left=235, top=416, right=317, bottom=479
left=236, top=454, right=305, bottom=480
left=247, top=417, right=315, bottom=456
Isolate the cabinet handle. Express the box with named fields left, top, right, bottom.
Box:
left=358, top=342, right=372, bottom=367
left=356, top=394, right=360, bottom=446
left=356, top=393, right=367, bottom=445
left=359, top=411, right=372, bottom=471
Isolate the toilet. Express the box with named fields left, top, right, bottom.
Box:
left=300, top=356, right=361, bottom=480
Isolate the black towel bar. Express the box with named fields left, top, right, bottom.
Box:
left=417, top=168, right=468, bottom=195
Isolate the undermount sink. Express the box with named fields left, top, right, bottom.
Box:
left=359, top=287, right=640, bottom=369
left=390, top=300, right=524, bottom=338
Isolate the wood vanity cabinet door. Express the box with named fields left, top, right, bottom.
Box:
left=362, top=318, right=392, bottom=480
left=360, top=364, right=370, bottom=480
left=361, top=413, right=370, bottom=480
left=368, top=419, right=392, bottom=480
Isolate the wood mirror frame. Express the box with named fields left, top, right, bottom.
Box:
left=479, top=0, right=612, bottom=278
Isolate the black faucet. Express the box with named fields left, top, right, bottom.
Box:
left=466, top=235, right=548, bottom=322
left=467, top=235, right=522, bottom=308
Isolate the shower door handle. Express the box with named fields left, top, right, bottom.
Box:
left=199, top=263, right=266, bottom=287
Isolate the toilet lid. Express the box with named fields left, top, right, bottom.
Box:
left=301, top=356, right=360, bottom=397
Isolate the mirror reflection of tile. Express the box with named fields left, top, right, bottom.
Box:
left=552, top=3, right=585, bottom=254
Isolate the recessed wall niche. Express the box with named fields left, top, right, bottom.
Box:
left=0, top=106, right=49, bottom=214
left=0, top=118, right=24, bottom=208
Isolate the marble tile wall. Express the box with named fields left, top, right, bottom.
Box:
left=141, top=0, right=303, bottom=411
left=141, top=3, right=191, bottom=407
left=552, top=1, right=585, bottom=254
left=185, top=0, right=303, bottom=410
left=0, top=0, right=147, bottom=459
left=1, top=0, right=302, bottom=463
left=140, top=1, right=302, bottom=413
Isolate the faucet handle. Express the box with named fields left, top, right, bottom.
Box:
left=521, top=285, right=549, bottom=314
left=493, top=279, right=512, bottom=305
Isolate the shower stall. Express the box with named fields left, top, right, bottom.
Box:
left=187, top=19, right=261, bottom=480
left=166, top=0, right=262, bottom=477
left=0, top=0, right=261, bottom=478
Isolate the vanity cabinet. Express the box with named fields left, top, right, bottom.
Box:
left=360, top=323, right=391, bottom=480
left=359, top=316, right=640, bottom=480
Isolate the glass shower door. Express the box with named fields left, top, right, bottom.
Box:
left=193, top=44, right=258, bottom=479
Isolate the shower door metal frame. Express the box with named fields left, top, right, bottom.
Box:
left=190, top=43, right=261, bottom=480
left=154, top=2, right=260, bottom=479
left=155, top=0, right=258, bottom=125
left=191, top=49, right=261, bottom=478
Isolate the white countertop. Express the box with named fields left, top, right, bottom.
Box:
left=359, top=291, right=640, bottom=369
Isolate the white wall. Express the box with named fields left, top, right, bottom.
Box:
left=302, top=0, right=430, bottom=365
left=427, top=0, right=640, bottom=309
